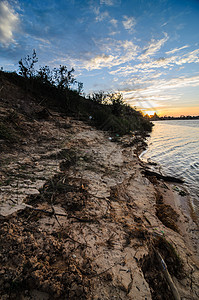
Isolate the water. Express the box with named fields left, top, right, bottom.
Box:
left=141, top=119, right=199, bottom=218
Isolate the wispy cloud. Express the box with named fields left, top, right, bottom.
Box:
left=81, top=38, right=138, bottom=70
left=0, top=1, right=20, bottom=46
left=108, top=30, right=120, bottom=36
left=95, top=10, right=109, bottom=22
left=100, top=0, right=121, bottom=6
left=138, top=33, right=168, bottom=60
left=155, top=75, right=199, bottom=90
left=176, top=49, right=199, bottom=65
left=31, top=36, right=51, bottom=45
left=110, top=55, right=176, bottom=77
left=122, top=75, right=199, bottom=102
left=83, top=53, right=115, bottom=70
left=122, top=16, right=136, bottom=33
left=166, top=45, right=189, bottom=55
left=110, top=47, right=199, bottom=78
left=161, top=22, right=168, bottom=27
left=109, top=18, right=118, bottom=27
left=121, top=74, right=199, bottom=113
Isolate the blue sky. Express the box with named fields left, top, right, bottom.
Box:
left=0, top=0, right=199, bottom=116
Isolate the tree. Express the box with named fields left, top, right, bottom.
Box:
left=18, top=49, right=38, bottom=78
left=150, top=113, right=160, bottom=121
left=89, top=91, right=108, bottom=104
left=36, top=66, right=52, bottom=84
left=52, top=65, right=76, bottom=90
left=77, top=82, right=84, bottom=95
left=108, top=92, right=125, bottom=116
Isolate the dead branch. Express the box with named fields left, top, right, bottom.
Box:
left=155, top=249, right=181, bottom=300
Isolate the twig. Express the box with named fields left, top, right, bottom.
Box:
left=25, top=205, right=88, bottom=246
left=25, top=205, right=67, bottom=216
left=89, top=258, right=125, bottom=278
left=143, top=215, right=152, bottom=225
left=62, top=230, right=85, bottom=246
left=52, top=206, right=63, bottom=228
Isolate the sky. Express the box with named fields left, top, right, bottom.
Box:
left=0, top=0, right=199, bottom=116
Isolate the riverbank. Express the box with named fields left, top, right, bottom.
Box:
left=0, top=108, right=199, bottom=299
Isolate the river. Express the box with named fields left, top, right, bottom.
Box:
left=141, top=119, right=199, bottom=219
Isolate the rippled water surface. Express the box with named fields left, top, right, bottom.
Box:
left=142, top=119, right=199, bottom=215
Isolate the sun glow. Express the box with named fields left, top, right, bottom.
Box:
left=143, top=110, right=156, bottom=116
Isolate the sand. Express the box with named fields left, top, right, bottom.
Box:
left=0, top=108, right=199, bottom=299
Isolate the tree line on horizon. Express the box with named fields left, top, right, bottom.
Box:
left=146, top=113, right=199, bottom=121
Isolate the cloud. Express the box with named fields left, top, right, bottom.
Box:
left=123, top=75, right=199, bottom=98
left=82, top=38, right=138, bottom=70
left=176, top=49, right=199, bottom=65
left=95, top=10, right=109, bottom=22
left=110, top=55, right=176, bottom=77
left=108, top=30, right=120, bottom=36
left=100, top=0, right=121, bottom=6
left=122, top=16, right=136, bottom=33
left=161, top=22, right=168, bottom=27
left=120, top=75, right=199, bottom=112
left=100, top=0, right=114, bottom=5
left=110, top=47, right=199, bottom=78
left=109, top=18, right=118, bottom=27
left=156, top=75, right=199, bottom=90
left=93, top=6, right=110, bottom=22
left=0, top=1, right=20, bottom=46
left=83, top=54, right=115, bottom=70
left=138, top=33, right=168, bottom=60
left=166, top=45, right=189, bottom=55
left=81, top=38, right=138, bottom=70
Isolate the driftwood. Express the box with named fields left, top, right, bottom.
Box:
left=155, top=250, right=181, bottom=300
left=144, top=169, right=184, bottom=183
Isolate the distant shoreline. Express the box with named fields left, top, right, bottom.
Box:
left=151, top=116, right=199, bottom=121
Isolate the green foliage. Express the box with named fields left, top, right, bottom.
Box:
left=3, top=52, right=153, bottom=136
left=87, top=93, right=153, bottom=135
left=18, top=51, right=82, bottom=93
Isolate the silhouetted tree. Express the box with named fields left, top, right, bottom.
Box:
left=150, top=113, right=160, bottom=121
left=36, top=66, right=52, bottom=84
left=18, top=49, right=38, bottom=78
left=77, top=82, right=84, bottom=95
left=52, top=65, right=76, bottom=90
left=88, top=91, right=108, bottom=104
left=108, top=92, right=124, bottom=116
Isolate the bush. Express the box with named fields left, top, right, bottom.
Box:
left=1, top=53, right=153, bottom=136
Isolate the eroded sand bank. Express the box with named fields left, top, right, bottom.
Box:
left=0, top=113, right=199, bottom=299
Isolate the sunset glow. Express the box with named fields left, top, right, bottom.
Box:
left=143, top=110, right=157, bottom=116
left=157, top=106, right=199, bottom=117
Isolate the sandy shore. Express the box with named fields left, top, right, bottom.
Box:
left=0, top=111, right=199, bottom=299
